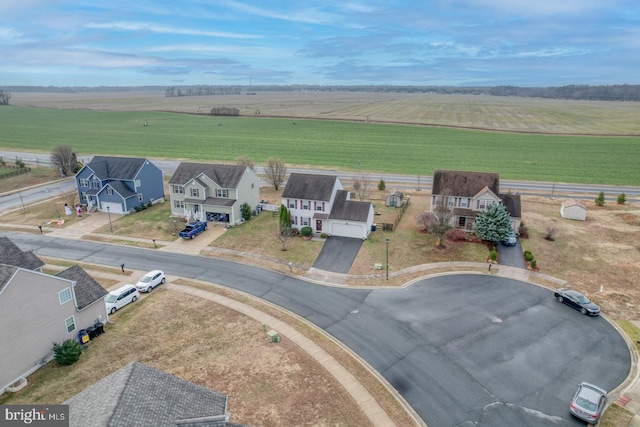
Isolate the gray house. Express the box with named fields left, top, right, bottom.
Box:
left=0, top=262, right=108, bottom=395
left=431, top=170, right=521, bottom=232
left=64, top=361, right=248, bottom=427
left=281, top=173, right=374, bottom=239
left=75, top=156, right=165, bottom=214
left=168, top=163, right=260, bottom=225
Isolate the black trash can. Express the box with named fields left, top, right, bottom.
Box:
left=94, top=322, right=104, bottom=335
left=86, top=326, right=96, bottom=340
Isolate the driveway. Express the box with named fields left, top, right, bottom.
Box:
left=312, top=236, right=363, bottom=273
left=498, top=239, right=526, bottom=268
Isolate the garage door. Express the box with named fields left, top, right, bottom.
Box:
left=101, top=201, right=124, bottom=214
left=330, top=222, right=364, bottom=239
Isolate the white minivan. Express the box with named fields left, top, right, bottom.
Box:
left=104, top=284, right=139, bottom=314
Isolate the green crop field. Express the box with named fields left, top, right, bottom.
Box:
left=1, top=106, right=639, bottom=185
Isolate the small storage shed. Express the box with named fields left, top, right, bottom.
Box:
left=386, top=191, right=404, bottom=208
left=560, top=200, right=587, bottom=221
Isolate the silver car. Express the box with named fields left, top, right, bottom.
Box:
left=570, top=382, right=607, bottom=424
left=135, top=270, right=166, bottom=292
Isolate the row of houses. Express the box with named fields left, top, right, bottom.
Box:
left=74, top=156, right=525, bottom=239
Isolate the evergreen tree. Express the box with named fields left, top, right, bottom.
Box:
left=472, top=203, right=513, bottom=242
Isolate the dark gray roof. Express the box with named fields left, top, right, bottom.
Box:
left=329, top=190, right=372, bottom=222
left=169, top=163, right=247, bottom=189
left=105, top=181, right=136, bottom=198
left=183, top=197, right=237, bottom=207
left=64, top=361, right=248, bottom=427
left=86, top=156, right=148, bottom=181
left=0, top=237, right=45, bottom=270
left=282, top=173, right=339, bottom=201
left=0, top=264, right=19, bottom=294
left=432, top=170, right=500, bottom=197
left=56, top=265, right=108, bottom=311
left=500, top=193, right=522, bottom=218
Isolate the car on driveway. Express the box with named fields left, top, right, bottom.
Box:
left=554, top=288, right=600, bottom=316
left=570, top=382, right=607, bottom=424
left=135, top=270, right=166, bottom=292
left=501, top=232, right=517, bottom=246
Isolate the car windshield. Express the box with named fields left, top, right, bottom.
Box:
left=139, top=276, right=152, bottom=283
left=576, top=396, right=597, bottom=411
left=577, top=295, right=591, bottom=304
left=105, top=295, right=117, bottom=303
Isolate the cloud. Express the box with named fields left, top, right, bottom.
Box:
left=85, top=21, right=262, bottom=39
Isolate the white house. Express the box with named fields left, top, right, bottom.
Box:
left=560, top=200, right=587, bottom=221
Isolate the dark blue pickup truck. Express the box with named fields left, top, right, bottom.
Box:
left=178, top=221, right=207, bottom=239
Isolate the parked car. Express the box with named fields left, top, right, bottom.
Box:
left=570, top=382, right=607, bottom=424
left=135, top=270, right=166, bottom=292
left=501, top=232, right=517, bottom=246
left=554, top=288, right=600, bottom=316
left=104, top=284, right=139, bottom=314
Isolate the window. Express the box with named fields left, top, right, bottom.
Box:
left=138, top=193, right=143, bottom=202
left=303, top=202, right=309, bottom=210
left=59, top=288, right=72, bottom=305
left=216, top=189, right=228, bottom=198
left=460, top=199, right=468, bottom=208
left=80, top=178, right=89, bottom=187
left=172, top=185, right=184, bottom=194
left=478, top=200, right=487, bottom=210
left=107, top=187, right=113, bottom=195
left=65, top=316, right=76, bottom=333
left=92, top=180, right=99, bottom=189
left=316, top=202, right=324, bottom=211
left=174, top=200, right=184, bottom=209
left=190, top=188, right=199, bottom=197
left=135, top=179, right=141, bottom=187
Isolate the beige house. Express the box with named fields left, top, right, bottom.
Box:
left=561, top=200, right=587, bottom=221
left=168, top=163, right=260, bottom=225
left=0, top=264, right=108, bottom=395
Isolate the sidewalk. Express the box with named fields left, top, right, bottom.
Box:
left=6, top=211, right=640, bottom=426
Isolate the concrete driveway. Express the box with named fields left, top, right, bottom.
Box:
left=312, top=236, right=363, bottom=273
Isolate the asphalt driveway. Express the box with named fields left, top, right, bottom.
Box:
left=497, top=239, right=526, bottom=268
left=312, top=236, right=363, bottom=273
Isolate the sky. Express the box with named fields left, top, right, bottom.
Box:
left=1, top=1, right=639, bottom=87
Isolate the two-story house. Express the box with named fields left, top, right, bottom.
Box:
left=281, top=173, right=374, bottom=239
left=431, top=170, right=521, bottom=232
left=75, top=156, right=165, bottom=214
left=168, top=163, right=260, bottom=225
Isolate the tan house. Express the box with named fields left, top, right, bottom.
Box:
left=168, top=163, right=260, bottom=225
left=561, top=200, right=587, bottom=221
left=0, top=263, right=108, bottom=395
left=430, top=170, right=521, bottom=232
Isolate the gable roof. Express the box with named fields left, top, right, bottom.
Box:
left=432, top=170, right=500, bottom=197
left=86, top=156, right=149, bottom=181
left=0, top=237, right=45, bottom=270
left=562, top=200, right=587, bottom=210
left=0, top=264, right=18, bottom=294
left=169, top=163, right=247, bottom=189
left=329, top=190, right=372, bottom=222
left=64, top=361, right=246, bottom=427
left=56, top=265, right=108, bottom=311
left=282, top=173, right=339, bottom=201
left=500, top=193, right=522, bottom=218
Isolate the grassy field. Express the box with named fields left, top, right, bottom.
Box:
left=1, top=105, right=640, bottom=185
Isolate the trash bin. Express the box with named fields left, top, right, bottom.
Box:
left=77, top=329, right=89, bottom=345
left=94, top=322, right=104, bottom=336
left=86, top=326, right=96, bottom=340
left=371, top=223, right=377, bottom=231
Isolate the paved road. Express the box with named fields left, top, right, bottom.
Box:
left=4, top=232, right=630, bottom=427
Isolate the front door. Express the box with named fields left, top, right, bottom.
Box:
left=316, top=220, right=323, bottom=232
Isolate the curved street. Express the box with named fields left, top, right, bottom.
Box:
left=4, top=232, right=631, bottom=427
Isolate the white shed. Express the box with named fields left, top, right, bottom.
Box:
left=560, top=200, right=587, bottom=221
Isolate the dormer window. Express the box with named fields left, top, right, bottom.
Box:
left=216, top=189, right=228, bottom=198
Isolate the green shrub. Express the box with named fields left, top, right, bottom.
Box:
left=240, top=203, right=252, bottom=221
left=530, top=259, right=537, bottom=269
left=595, top=191, right=605, bottom=206
left=617, top=193, right=626, bottom=205
left=300, top=226, right=313, bottom=237
left=378, top=179, right=386, bottom=190
left=524, top=250, right=534, bottom=262
left=320, top=232, right=328, bottom=238
left=490, top=250, right=497, bottom=261
left=52, top=338, right=82, bottom=366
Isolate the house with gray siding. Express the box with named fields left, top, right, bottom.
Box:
left=168, top=163, right=260, bottom=225
left=75, top=156, right=164, bottom=214
left=0, top=262, right=108, bottom=395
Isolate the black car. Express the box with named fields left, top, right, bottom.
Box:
left=554, top=288, right=600, bottom=316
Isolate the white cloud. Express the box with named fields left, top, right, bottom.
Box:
left=85, top=21, right=262, bottom=39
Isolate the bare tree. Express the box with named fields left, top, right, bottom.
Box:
left=236, top=156, right=255, bottom=172
left=352, top=171, right=371, bottom=201
left=544, top=220, right=558, bottom=241
left=264, top=157, right=287, bottom=190
left=417, top=205, right=453, bottom=247
left=0, top=90, right=11, bottom=105
left=50, top=145, right=78, bottom=176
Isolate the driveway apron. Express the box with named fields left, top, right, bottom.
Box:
left=312, top=236, right=363, bottom=273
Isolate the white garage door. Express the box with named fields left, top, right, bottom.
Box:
left=330, top=222, right=364, bottom=239
left=101, top=201, right=124, bottom=214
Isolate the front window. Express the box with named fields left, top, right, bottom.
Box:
left=92, top=180, right=99, bottom=189
left=59, top=288, right=72, bottom=305
left=174, top=200, right=184, bottom=209
left=65, top=316, right=76, bottom=333
left=80, top=178, right=89, bottom=187
left=107, top=187, right=113, bottom=195
left=172, top=185, right=185, bottom=194
left=460, top=199, right=468, bottom=208
left=216, top=189, right=228, bottom=198
left=190, top=188, right=199, bottom=198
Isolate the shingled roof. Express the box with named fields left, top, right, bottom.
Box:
left=500, top=193, right=522, bottom=218
left=65, top=361, right=248, bottom=427
left=86, top=156, right=148, bottom=180
left=329, top=190, right=372, bottom=222
left=432, top=170, right=500, bottom=197
left=282, top=173, right=339, bottom=201
left=56, top=264, right=108, bottom=311
left=0, top=264, right=18, bottom=294
left=169, top=163, right=247, bottom=188
left=0, top=237, right=45, bottom=271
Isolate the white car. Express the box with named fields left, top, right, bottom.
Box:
left=104, top=284, right=139, bottom=314
left=135, top=270, right=166, bottom=292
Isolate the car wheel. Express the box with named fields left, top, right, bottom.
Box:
left=110, top=307, right=116, bottom=314
left=161, top=278, right=166, bottom=284
left=581, top=308, right=588, bottom=315
left=191, top=234, right=195, bottom=239
left=132, top=296, right=137, bottom=302
left=557, top=296, right=563, bottom=303
left=147, top=286, right=152, bottom=292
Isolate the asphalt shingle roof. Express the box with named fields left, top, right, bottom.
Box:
left=329, top=190, right=372, bottom=222
left=56, top=264, right=108, bottom=311
left=0, top=264, right=18, bottom=294
left=169, top=163, right=247, bottom=189
left=281, top=173, right=339, bottom=201
left=86, top=156, right=147, bottom=181
left=432, top=170, right=500, bottom=197
left=0, top=237, right=45, bottom=270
